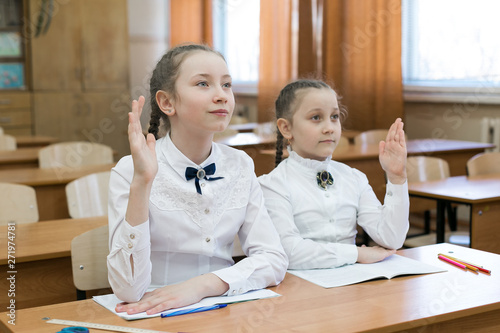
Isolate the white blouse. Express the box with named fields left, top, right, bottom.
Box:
left=258, top=150, right=409, bottom=270
left=107, top=134, right=288, bottom=303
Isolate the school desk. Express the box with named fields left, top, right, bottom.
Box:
left=409, top=173, right=500, bottom=254
left=257, top=139, right=495, bottom=201
left=0, top=216, right=108, bottom=310
left=14, top=135, right=58, bottom=148
left=0, top=163, right=115, bottom=220
left=0, top=148, right=39, bottom=170
left=1, top=243, right=498, bottom=332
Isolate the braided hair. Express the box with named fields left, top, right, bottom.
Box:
left=147, top=44, right=226, bottom=139
left=274, top=79, right=348, bottom=167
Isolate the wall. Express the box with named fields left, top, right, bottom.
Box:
left=127, top=0, right=169, bottom=129
left=404, top=102, right=500, bottom=142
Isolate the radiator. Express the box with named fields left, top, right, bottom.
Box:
left=481, top=117, right=500, bottom=152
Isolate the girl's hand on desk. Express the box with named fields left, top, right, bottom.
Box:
left=129, top=96, right=158, bottom=184
left=357, top=245, right=396, bottom=264
left=379, top=118, right=407, bottom=184
left=115, top=273, right=229, bottom=315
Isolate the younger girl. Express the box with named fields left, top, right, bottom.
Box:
left=107, top=44, right=287, bottom=315
left=258, top=79, right=409, bottom=269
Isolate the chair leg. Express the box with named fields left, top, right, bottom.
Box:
left=446, top=204, right=457, bottom=231
left=424, top=210, right=431, bottom=234
left=76, top=289, right=86, bottom=300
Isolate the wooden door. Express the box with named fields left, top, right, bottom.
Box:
left=81, top=0, right=130, bottom=91
left=29, top=0, right=82, bottom=91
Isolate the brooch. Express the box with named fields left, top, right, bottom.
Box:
left=316, top=170, right=334, bottom=190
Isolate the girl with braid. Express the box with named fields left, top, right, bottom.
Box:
left=258, top=79, right=409, bottom=270
left=107, top=44, right=287, bottom=315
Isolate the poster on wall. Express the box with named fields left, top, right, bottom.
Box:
left=0, top=63, right=24, bottom=89
left=0, top=32, right=22, bottom=57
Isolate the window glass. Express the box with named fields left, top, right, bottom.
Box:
left=402, top=0, right=500, bottom=88
left=213, top=0, right=260, bottom=91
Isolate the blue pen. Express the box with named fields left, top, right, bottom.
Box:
left=161, top=304, right=227, bottom=318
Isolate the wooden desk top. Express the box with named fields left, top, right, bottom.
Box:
left=2, top=243, right=499, bottom=332
left=0, top=216, right=107, bottom=264
left=261, top=139, right=495, bottom=161
left=14, top=135, right=58, bottom=148
left=409, top=173, right=500, bottom=204
left=0, top=148, right=39, bottom=165
left=0, top=163, right=115, bottom=186
left=215, top=132, right=275, bottom=148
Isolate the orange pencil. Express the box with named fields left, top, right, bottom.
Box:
left=438, top=254, right=478, bottom=273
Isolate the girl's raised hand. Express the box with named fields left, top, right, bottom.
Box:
left=378, top=118, right=407, bottom=184
left=128, top=96, right=158, bottom=183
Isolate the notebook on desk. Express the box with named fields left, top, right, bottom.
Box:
left=287, top=254, right=446, bottom=288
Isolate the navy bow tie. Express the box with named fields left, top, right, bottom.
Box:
left=185, top=163, right=224, bottom=195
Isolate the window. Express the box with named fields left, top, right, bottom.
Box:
left=213, top=0, right=260, bottom=95
left=402, top=0, right=500, bottom=103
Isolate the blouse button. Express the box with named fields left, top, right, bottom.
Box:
left=204, top=208, right=210, bottom=214
left=205, top=237, right=211, bottom=243
left=130, top=233, right=135, bottom=239
left=127, top=243, right=133, bottom=249
left=201, top=183, right=205, bottom=187
left=387, top=191, right=393, bottom=196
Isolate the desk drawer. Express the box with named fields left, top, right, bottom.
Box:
left=0, top=109, right=32, bottom=127
left=0, top=92, right=31, bottom=110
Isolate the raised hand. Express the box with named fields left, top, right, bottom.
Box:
left=128, top=96, right=158, bottom=183
left=357, top=245, right=396, bottom=264
left=378, top=118, right=407, bottom=184
left=125, top=96, right=158, bottom=226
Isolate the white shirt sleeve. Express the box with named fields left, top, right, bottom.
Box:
left=107, top=157, right=152, bottom=303
left=356, top=176, right=410, bottom=250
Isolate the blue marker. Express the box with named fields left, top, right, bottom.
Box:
left=161, top=304, right=227, bottom=318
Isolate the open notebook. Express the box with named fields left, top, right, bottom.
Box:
left=94, top=289, right=280, bottom=321
left=287, top=254, right=446, bottom=288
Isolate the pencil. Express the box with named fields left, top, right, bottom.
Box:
left=438, top=253, right=491, bottom=274
left=438, top=254, right=478, bottom=273
left=438, top=255, right=466, bottom=270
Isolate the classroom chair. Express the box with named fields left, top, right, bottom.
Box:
left=71, top=225, right=111, bottom=300
left=65, top=171, right=111, bottom=218
left=466, top=151, right=500, bottom=176
left=353, top=129, right=408, bottom=145
left=0, top=134, right=17, bottom=151
left=404, top=156, right=465, bottom=248
left=0, top=183, right=39, bottom=225
left=38, top=141, right=113, bottom=169
left=353, top=129, right=388, bottom=145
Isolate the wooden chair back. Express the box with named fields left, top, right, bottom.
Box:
left=466, top=152, right=500, bottom=176
left=353, top=129, right=388, bottom=145
left=65, top=171, right=111, bottom=218
left=71, top=225, right=110, bottom=298
left=407, top=156, right=450, bottom=182
left=0, top=183, right=38, bottom=225
left=38, top=141, right=113, bottom=169
left=0, top=134, right=17, bottom=151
